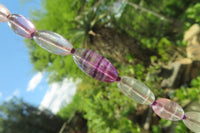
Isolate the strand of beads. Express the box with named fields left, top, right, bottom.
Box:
left=1, top=3, right=200, bottom=132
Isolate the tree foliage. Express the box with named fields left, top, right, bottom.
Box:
left=0, top=98, right=64, bottom=133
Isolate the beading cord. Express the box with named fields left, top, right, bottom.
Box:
left=0, top=3, right=200, bottom=132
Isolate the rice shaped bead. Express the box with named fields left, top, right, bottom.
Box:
left=152, top=98, right=185, bottom=121
left=73, top=48, right=119, bottom=82
left=117, top=76, right=155, bottom=105
left=8, top=14, right=36, bottom=39
left=33, top=30, right=74, bottom=55
left=0, top=4, right=11, bottom=22
left=183, top=112, right=200, bottom=133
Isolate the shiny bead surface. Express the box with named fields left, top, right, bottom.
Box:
left=0, top=4, right=10, bottom=22
left=8, top=14, right=36, bottom=39
left=73, top=48, right=119, bottom=82
left=152, top=98, right=184, bottom=121
left=33, top=30, right=73, bottom=55
left=117, top=76, right=155, bottom=105
left=183, top=112, right=200, bottom=133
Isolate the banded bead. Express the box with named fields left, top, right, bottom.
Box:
left=183, top=112, right=200, bottom=133
left=117, top=76, right=155, bottom=105
left=0, top=4, right=11, bottom=22
left=152, top=98, right=184, bottom=121
left=8, top=14, right=36, bottom=39
left=33, top=30, right=73, bottom=55
left=73, top=48, right=119, bottom=82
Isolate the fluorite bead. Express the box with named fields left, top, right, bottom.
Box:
left=8, top=14, right=36, bottom=39
left=33, top=30, right=73, bottom=55
left=0, top=4, right=11, bottom=22
left=152, top=98, right=184, bottom=121
left=183, top=112, right=200, bottom=133
left=117, top=76, right=155, bottom=105
left=73, top=48, right=119, bottom=82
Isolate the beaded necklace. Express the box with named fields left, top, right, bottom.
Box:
left=0, top=3, right=200, bottom=132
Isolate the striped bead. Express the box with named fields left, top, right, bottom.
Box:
left=117, top=76, right=155, bottom=105
left=152, top=98, right=184, bottom=121
left=73, top=48, right=119, bottom=82
left=33, top=30, right=74, bottom=55
left=183, top=112, right=200, bottom=133
left=8, top=14, right=36, bottom=39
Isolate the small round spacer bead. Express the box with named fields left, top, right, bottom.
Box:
left=31, top=31, right=36, bottom=38
left=182, top=115, right=187, bottom=120
left=116, top=77, right=121, bottom=82
left=151, top=101, right=157, bottom=106
left=7, top=14, right=11, bottom=19
left=71, top=48, right=76, bottom=54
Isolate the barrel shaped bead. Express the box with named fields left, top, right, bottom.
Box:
left=0, top=4, right=11, bottom=22
left=8, top=14, right=36, bottom=39
left=73, top=48, right=119, bottom=82
left=33, top=30, right=73, bottom=55
left=152, top=98, right=184, bottom=121
left=117, top=76, right=155, bottom=105
left=183, top=112, right=200, bottom=133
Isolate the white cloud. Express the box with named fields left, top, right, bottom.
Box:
left=39, top=78, right=80, bottom=114
left=0, top=92, right=2, bottom=97
left=27, top=72, right=43, bottom=91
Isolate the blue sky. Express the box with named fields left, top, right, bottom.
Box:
left=0, top=0, right=77, bottom=112
left=0, top=0, right=47, bottom=106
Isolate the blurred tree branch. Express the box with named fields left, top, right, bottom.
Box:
left=120, top=0, right=174, bottom=23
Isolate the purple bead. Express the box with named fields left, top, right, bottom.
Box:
left=8, top=14, right=36, bottom=39
left=152, top=98, right=184, bottom=121
left=0, top=4, right=11, bottom=22
left=73, top=48, right=119, bottom=82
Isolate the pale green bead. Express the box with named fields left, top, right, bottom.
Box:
left=33, top=30, right=73, bottom=55
left=117, top=76, right=155, bottom=105
left=183, top=112, right=200, bottom=133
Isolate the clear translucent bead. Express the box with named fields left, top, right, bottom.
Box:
left=0, top=4, right=11, bottom=22
left=8, top=14, right=36, bottom=39
left=33, top=30, right=73, bottom=55
left=117, top=76, right=155, bottom=105
left=183, top=112, right=200, bottom=133
left=152, top=98, right=184, bottom=121
left=73, top=48, right=119, bottom=82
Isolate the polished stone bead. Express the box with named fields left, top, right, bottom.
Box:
left=8, top=14, right=36, bottom=39
left=33, top=30, right=73, bottom=55
left=73, top=48, right=119, bottom=82
left=152, top=98, right=184, bottom=121
left=117, top=76, right=155, bottom=105
left=183, top=112, right=200, bottom=133
left=0, top=4, right=10, bottom=22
